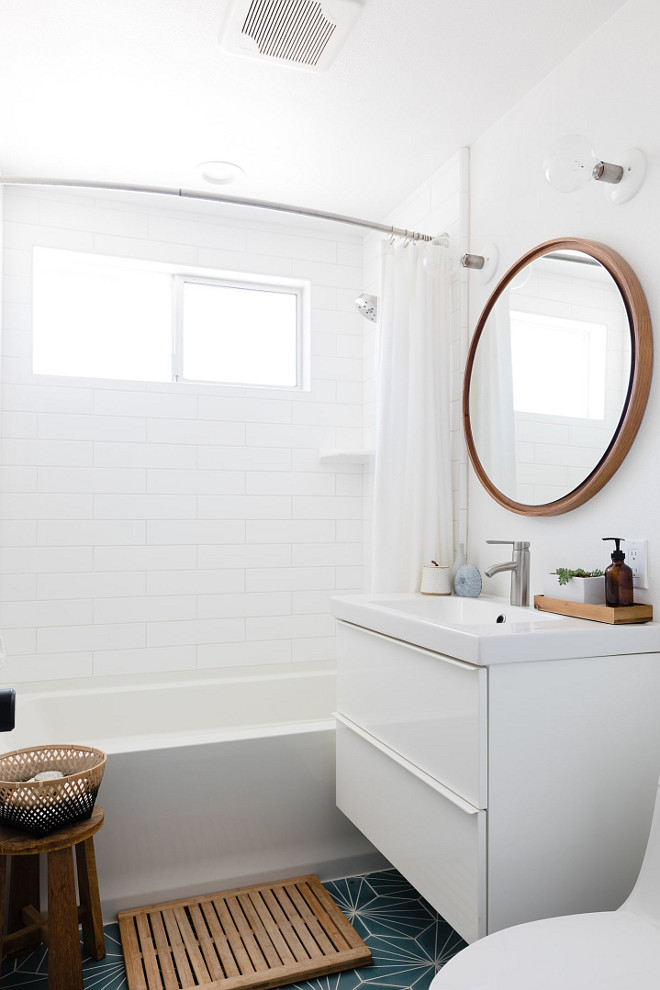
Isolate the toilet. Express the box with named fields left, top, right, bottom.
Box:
left=430, top=776, right=660, bottom=990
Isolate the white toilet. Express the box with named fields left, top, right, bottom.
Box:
left=430, top=776, right=660, bottom=990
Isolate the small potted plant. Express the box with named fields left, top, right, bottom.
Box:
left=543, top=567, right=606, bottom=604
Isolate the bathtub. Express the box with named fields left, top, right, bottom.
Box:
left=4, top=663, right=384, bottom=918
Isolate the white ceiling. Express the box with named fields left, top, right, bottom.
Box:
left=0, top=0, right=629, bottom=222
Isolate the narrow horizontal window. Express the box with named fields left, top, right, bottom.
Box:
left=33, top=248, right=308, bottom=390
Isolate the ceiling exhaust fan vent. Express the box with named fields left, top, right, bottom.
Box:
left=220, top=0, right=366, bottom=71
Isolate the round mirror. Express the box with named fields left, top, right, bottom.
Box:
left=463, top=238, right=652, bottom=516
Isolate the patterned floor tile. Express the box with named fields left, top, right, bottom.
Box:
left=0, top=868, right=466, bottom=990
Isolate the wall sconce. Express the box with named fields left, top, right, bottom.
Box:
left=543, top=135, right=645, bottom=205
left=461, top=243, right=499, bottom=283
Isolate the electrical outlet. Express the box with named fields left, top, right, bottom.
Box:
left=627, top=539, right=648, bottom=589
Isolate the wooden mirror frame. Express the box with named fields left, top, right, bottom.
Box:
left=463, top=237, right=653, bottom=516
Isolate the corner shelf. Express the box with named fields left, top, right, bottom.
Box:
left=318, top=449, right=374, bottom=465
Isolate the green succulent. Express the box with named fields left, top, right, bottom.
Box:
left=554, top=567, right=605, bottom=586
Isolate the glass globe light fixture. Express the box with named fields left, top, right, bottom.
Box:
left=543, top=134, right=645, bottom=204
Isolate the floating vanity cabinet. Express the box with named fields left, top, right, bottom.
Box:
left=334, top=618, right=660, bottom=944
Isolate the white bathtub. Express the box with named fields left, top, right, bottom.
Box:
left=4, top=663, right=384, bottom=918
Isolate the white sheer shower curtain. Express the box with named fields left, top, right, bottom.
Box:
left=370, top=239, right=453, bottom=593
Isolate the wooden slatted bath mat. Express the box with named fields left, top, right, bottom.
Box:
left=118, top=874, right=372, bottom=990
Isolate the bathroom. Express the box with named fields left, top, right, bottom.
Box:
left=1, top=0, right=660, bottom=987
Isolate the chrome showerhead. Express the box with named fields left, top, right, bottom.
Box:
left=355, top=293, right=378, bottom=322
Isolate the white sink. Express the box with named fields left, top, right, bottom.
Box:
left=332, top=592, right=660, bottom=664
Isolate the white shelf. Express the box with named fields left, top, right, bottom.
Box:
left=319, top=449, right=374, bottom=465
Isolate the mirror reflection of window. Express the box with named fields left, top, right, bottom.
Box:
left=509, top=311, right=607, bottom=420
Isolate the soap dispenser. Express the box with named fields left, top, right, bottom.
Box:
left=602, top=537, right=634, bottom=606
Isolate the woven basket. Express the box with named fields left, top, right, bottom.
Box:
left=0, top=745, right=106, bottom=837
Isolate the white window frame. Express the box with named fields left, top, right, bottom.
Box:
left=173, top=274, right=306, bottom=390
left=32, top=247, right=311, bottom=392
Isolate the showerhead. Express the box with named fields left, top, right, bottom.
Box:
left=355, top=293, right=378, bottom=322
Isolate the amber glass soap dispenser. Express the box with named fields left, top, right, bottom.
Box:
left=602, top=537, right=634, bottom=606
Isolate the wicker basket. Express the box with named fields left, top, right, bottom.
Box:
left=0, top=745, right=106, bottom=837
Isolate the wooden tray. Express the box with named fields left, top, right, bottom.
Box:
left=118, top=873, right=371, bottom=990
left=534, top=595, right=653, bottom=624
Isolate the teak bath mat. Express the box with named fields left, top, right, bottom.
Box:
left=118, top=874, right=372, bottom=990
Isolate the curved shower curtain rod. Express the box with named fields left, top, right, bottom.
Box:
left=0, top=175, right=446, bottom=244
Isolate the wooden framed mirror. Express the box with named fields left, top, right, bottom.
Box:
left=463, top=238, right=652, bottom=516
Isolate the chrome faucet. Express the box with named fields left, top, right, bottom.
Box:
left=485, top=540, right=531, bottom=606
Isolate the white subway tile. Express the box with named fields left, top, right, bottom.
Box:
left=3, top=384, right=94, bottom=414
left=146, top=618, right=244, bottom=648
left=197, top=544, right=291, bottom=569
left=3, top=627, right=37, bottom=655
left=93, top=645, right=197, bottom=677
left=0, top=494, right=93, bottom=520
left=146, top=470, right=244, bottom=495
left=37, top=520, right=146, bottom=546
left=291, top=544, right=362, bottom=566
left=37, top=622, right=145, bottom=654
left=38, top=413, right=146, bottom=442
left=38, top=467, right=146, bottom=493
left=0, top=574, right=37, bottom=602
left=245, top=423, right=335, bottom=449
left=94, top=494, right=196, bottom=519
left=2, top=412, right=38, bottom=438
left=2, top=546, right=94, bottom=574
left=93, top=596, right=197, bottom=624
left=146, top=419, right=245, bottom=446
left=335, top=520, right=363, bottom=542
left=0, top=599, right=93, bottom=628
left=246, top=614, right=335, bottom=641
left=197, top=447, right=291, bottom=472
left=246, top=520, right=335, bottom=543
left=37, top=571, right=146, bottom=600
left=93, top=234, right=197, bottom=266
left=198, top=396, right=292, bottom=424
left=335, top=566, right=364, bottom=588
left=197, top=640, right=292, bottom=668
left=292, top=591, right=333, bottom=614
left=146, top=520, right=245, bottom=545
left=146, top=570, right=244, bottom=597
left=5, top=653, right=93, bottom=683
left=292, top=496, right=362, bottom=519
left=94, top=390, right=197, bottom=419
left=245, top=472, right=335, bottom=496
left=196, top=496, right=291, bottom=519
left=245, top=567, right=334, bottom=592
left=0, top=466, right=38, bottom=492
left=93, top=442, right=196, bottom=470
left=292, top=403, right=360, bottom=427
left=291, top=637, right=336, bottom=662
left=198, top=592, right=291, bottom=619
left=93, top=545, right=196, bottom=571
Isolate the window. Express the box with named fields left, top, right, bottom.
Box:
left=510, top=310, right=607, bottom=420
left=33, top=248, right=308, bottom=389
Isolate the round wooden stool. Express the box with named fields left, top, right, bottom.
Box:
left=0, top=805, right=105, bottom=990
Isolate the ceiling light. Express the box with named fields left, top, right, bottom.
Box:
left=543, top=135, right=645, bottom=204
left=196, top=161, right=246, bottom=185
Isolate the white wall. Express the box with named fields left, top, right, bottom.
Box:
left=467, top=0, right=660, bottom=599
left=0, top=188, right=366, bottom=683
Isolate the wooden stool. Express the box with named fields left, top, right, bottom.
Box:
left=0, top=805, right=105, bottom=990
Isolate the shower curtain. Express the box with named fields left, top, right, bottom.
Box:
left=370, top=239, right=453, bottom=593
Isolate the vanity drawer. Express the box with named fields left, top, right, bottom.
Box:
left=336, top=717, right=486, bottom=943
left=336, top=621, right=487, bottom=808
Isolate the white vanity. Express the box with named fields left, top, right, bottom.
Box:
left=332, top=593, right=660, bottom=944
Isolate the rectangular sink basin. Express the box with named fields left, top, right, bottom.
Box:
left=332, top=593, right=660, bottom=665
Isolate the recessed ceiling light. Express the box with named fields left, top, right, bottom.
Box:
left=196, top=161, right=246, bottom=185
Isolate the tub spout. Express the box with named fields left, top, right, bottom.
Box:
left=485, top=540, right=531, bottom=606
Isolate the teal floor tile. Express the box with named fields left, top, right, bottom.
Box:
left=0, top=868, right=466, bottom=989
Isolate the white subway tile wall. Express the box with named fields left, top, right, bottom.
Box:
left=1, top=188, right=366, bottom=682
